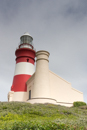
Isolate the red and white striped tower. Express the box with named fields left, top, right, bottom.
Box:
left=9, top=32, right=35, bottom=101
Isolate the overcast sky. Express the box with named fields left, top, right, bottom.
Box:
left=0, top=0, right=87, bottom=103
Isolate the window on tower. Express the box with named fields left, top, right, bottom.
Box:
left=27, top=59, right=29, bottom=62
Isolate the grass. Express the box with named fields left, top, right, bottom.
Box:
left=0, top=102, right=87, bottom=129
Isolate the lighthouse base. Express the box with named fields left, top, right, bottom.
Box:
left=8, top=91, right=28, bottom=102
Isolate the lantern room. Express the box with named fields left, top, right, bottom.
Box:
left=19, top=32, right=33, bottom=49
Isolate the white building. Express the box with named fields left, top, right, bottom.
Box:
left=8, top=33, right=83, bottom=107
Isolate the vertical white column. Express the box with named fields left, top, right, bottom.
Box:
left=32, top=50, right=50, bottom=98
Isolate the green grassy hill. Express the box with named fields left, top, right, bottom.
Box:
left=0, top=102, right=87, bottom=130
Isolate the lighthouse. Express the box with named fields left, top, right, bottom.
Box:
left=8, top=33, right=83, bottom=107
left=8, top=32, right=35, bottom=101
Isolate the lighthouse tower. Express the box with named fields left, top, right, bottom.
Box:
left=8, top=32, right=35, bottom=101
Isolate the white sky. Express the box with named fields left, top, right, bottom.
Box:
left=0, top=0, right=87, bottom=103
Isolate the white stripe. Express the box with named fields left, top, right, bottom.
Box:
left=14, top=62, right=35, bottom=75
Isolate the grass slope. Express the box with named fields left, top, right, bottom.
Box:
left=0, top=102, right=87, bottom=130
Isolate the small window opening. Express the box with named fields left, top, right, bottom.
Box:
left=27, top=59, right=29, bottom=62
left=29, top=90, right=31, bottom=99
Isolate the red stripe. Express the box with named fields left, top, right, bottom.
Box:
left=15, top=48, right=35, bottom=64
left=11, top=75, right=31, bottom=92
left=15, top=48, right=35, bottom=59
left=16, top=57, right=35, bottom=64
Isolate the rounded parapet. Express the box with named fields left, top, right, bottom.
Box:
left=36, top=50, right=50, bottom=62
